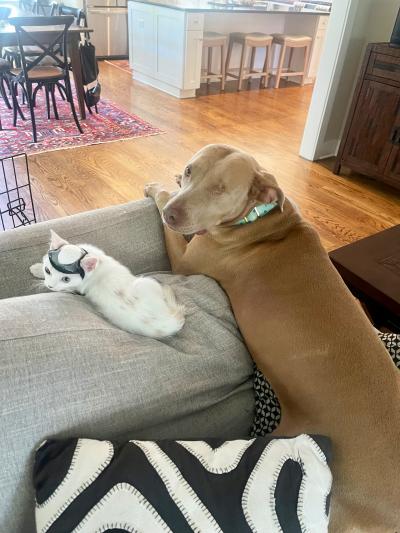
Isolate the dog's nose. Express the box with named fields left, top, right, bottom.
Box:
left=163, top=206, right=182, bottom=226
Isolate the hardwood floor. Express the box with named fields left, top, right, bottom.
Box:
left=27, top=61, right=400, bottom=251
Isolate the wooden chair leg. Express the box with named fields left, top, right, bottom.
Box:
left=45, top=84, right=51, bottom=119
left=238, top=43, right=246, bottom=92
left=274, top=43, right=286, bottom=89
left=12, top=82, right=18, bottom=126
left=56, top=82, right=66, bottom=100
left=220, top=43, right=226, bottom=92
left=225, top=38, right=233, bottom=84
left=83, top=91, right=93, bottom=115
left=207, top=46, right=212, bottom=86
left=26, top=82, right=38, bottom=143
left=50, top=84, right=59, bottom=120
left=249, top=47, right=256, bottom=72
left=206, top=46, right=212, bottom=85
left=248, top=46, right=256, bottom=88
left=32, top=83, right=42, bottom=107
left=0, top=76, right=11, bottom=109
left=65, top=78, right=83, bottom=134
left=301, top=44, right=311, bottom=86
left=11, top=81, right=25, bottom=126
left=288, top=47, right=294, bottom=74
left=261, top=44, right=270, bottom=89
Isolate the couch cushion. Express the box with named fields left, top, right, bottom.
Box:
left=0, top=273, right=254, bottom=533
left=0, top=199, right=170, bottom=301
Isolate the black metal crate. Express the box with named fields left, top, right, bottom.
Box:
left=0, top=153, right=37, bottom=231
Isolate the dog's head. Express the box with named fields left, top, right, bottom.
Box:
left=162, top=144, right=285, bottom=235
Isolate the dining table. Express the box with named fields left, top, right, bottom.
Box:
left=0, top=12, right=93, bottom=119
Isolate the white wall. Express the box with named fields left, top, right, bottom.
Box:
left=63, top=0, right=84, bottom=8
left=300, top=0, right=400, bottom=161
left=366, top=0, right=400, bottom=42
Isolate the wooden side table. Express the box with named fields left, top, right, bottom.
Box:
left=329, top=225, right=400, bottom=332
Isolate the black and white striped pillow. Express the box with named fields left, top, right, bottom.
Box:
left=34, top=435, right=332, bottom=533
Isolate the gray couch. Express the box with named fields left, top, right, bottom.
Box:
left=0, top=199, right=254, bottom=533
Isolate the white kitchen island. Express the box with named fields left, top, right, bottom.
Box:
left=128, top=0, right=330, bottom=98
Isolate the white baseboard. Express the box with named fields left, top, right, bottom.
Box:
left=315, top=138, right=340, bottom=160
left=132, top=72, right=196, bottom=99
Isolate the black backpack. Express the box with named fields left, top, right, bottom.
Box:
left=80, top=39, right=101, bottom=112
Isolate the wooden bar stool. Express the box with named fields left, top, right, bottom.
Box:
left=272, top=34, right=312, bottom=88
left=225, top=32, right=273, bottom=91
left=201, top=32, right=228, bottom=91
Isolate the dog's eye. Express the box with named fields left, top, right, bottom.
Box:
left=62, top=276, right=71, bottom=283
left=45, top=267, right=51, bottom=275
left=184, top=166, right=191, bottom=177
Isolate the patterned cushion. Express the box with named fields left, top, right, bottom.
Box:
left=252, top=333, right=400, bottom=437
left=379, top=332, right=400, bottom=367
left=34, top=435, right=332, bottom=533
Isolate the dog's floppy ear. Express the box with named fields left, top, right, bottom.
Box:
left=175, top=174, right=182, bottom=187
left=250, top=170, right=285, bottom=212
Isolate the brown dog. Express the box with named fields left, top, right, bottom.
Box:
left=145, top=144, right=400, bottom=532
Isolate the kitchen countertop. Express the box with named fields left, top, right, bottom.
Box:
left=128, top=0, right=331, bottom=14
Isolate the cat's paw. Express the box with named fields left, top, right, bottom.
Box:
left=30, top=263, right=44, bottom=279
left=144, top=182, right=164, bottom=199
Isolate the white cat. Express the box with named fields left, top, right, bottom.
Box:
left=30, top=230, right=185, bottom=338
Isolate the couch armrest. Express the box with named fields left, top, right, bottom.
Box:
left=0, top=199, right=170, bottom=300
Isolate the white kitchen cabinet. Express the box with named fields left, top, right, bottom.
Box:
left=307, top=16, right=328, bottom=81
left=129, top=1, right=204, bottom=97
left=183, top=30, right=203, bottom=89
left=154, top=8, right=185, bottom=87
left=128, top=1, right=329, bottom=98
left=129, top=2, right=156, bottom=76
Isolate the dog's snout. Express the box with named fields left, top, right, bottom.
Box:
left=163, top=205, right=182, bottom=226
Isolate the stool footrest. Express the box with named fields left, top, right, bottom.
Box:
left=226, top=67, right=269, bottom=80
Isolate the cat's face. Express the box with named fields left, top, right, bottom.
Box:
left=42, top=255, right=84, bottom=293
left=42, top=230, right=98, bottom=293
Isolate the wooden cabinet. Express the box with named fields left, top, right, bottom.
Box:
left=334, top=43, right=400, bottom=191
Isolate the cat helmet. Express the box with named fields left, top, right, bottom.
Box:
left=48, top=247, right=88, bottom=279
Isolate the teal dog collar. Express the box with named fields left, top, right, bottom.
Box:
left=234, top=202, right=278, bottom=226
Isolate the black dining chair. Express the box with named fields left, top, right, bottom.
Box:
left=3, top=3, right=59, bottom=67
left=0, top=7, right=12, bottom=115
left=58, top=5, right=87, bottom=27
left=0, top=59, right=25, bottom=131
left=32, top=0, right=53, bottom=15
left=9, top=16, right=83, bottom=143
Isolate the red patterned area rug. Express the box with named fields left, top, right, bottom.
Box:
left=0, top=87, right=163, bottom=158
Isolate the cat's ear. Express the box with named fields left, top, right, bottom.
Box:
left=30, top=263, right=45, bottom=279
left=50, top=230, right=69, bottom=250
left=81, top=255, right=98, bottom=273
